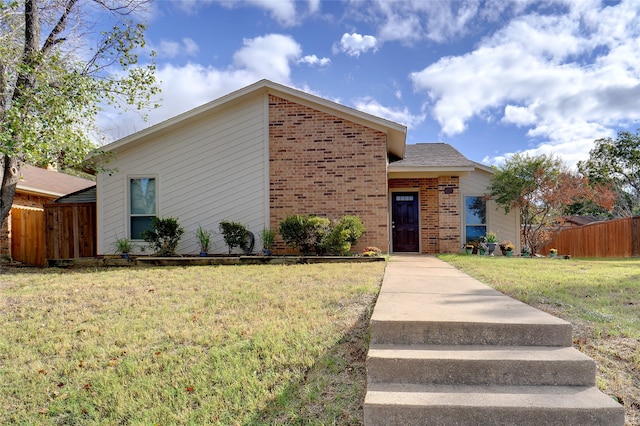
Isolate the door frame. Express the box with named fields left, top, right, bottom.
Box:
left=390, top=190, right=420, bottom=253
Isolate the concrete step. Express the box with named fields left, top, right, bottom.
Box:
left=370, top=293, right=573, bottom=346
left=364, top=383, right=625, bottom=426
left=367, top=344, right=595, bottom=386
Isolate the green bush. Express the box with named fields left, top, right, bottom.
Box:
left=219, top=221, right=249, bottom=254
left=279, top=215, right=313, bottom=255
left=279, top=214, right=365, bottom=255
left=307, top=216, right=332, bottom=255
left=141, top=217, right=185, bottom=256
left=336, top=215, right=365, bottom=245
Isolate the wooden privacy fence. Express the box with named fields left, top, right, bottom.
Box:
left=44, top=203, right=96, bottom=260
left=10, top=206, right=45, bottom=266
left=540, top=216, right=640, bottom=258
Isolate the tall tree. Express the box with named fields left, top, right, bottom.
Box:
left=489, top=153, right=614, bottom=254
left=0, top=0, right=158, bottom=226
left=577, top=130, right=640, bottom=217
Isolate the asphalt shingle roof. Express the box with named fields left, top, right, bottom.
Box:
left=17, top=165, right=95, bottom=197
left=391, top=143, right=477, bottom=168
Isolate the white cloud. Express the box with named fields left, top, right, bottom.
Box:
left=298, top=54, right=331, bottom=67
left=369, top=0, right=481, bottom=43
left=353, top=97, right=425, bottom=129
left=179, top=0, right=320, bottom=26
left=338, top=33, right=378, bottom=57
left=502, top=104, right=538, bottom=127
left=233, top=34, right=302, bottom=80
left=247, top=0, right=297, bottom=25
left=155, top=37, right=199, bottom=58
left=411, top=1, right=640, bottom=166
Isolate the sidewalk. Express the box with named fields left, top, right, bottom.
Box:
left=370, top=254, right=571, bottom=346
left=363, top=254, right=625, bottom=426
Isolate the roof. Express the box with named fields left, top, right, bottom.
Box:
left=96, top=79, right=408, bottom=159
left=388, top=143, right=491, bottom=177
left=17, top=165, right=95, bottom=198
left=55, top=185, right=97, bottom=204
left=391, top=143, right=476, bottom=168
left=563, top=216, right=600, bottom=226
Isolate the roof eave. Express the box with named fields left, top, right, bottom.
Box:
left=16, top=185, right=64, bottom=198
left=388, top=165, right=475, bottom=173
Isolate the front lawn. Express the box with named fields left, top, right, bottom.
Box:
left=439, top=254, right=640, bottom=425
left=0, top=263, right=385, bottom=425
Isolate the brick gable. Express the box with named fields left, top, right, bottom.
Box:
left=268, top=95, right=389, bottom=253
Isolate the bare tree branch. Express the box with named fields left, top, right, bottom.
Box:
left=41, top=0, right=78, bottom=54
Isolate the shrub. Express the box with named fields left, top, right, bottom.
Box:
left=279, top=214, right=365, bottom=255
left=307, top=216, right=332, bottom=255
left=141, top=217, right=185, bottom=256
left=279, top=215, right=312, bottom=255
left=324, top=225, right=352, bottom=255
left=219, top=221, right=249, bottom=254
left=337, top=215, right=365, bottom=245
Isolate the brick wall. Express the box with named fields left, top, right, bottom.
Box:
left=0, top=192, right=53, bottom=260
left=389, top=176, right=461, bottom=254
left=268, top=95, right=389, bottom=253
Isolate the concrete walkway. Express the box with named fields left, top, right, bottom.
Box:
left=364, top=254, right=625, bottom=425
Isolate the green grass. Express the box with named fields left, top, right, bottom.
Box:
left=438, top=254, right=640, bottom=424
left=0, top=263, right=385, bottom=425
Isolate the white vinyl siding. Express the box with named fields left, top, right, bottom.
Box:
left=97, top=95, right=268, bottom=255
left=459, top=169, right=520, bottom=252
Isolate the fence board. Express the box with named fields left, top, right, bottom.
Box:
left=44, top=203, right=96, bottom=260
left=10, top=207, right=45, bottom=266
left=540, top=217, right=639, bottom=258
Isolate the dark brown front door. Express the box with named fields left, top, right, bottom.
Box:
left=392, top=192, right=419, bottom=252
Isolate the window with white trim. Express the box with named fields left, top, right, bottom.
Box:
left=465, top=196, right=486, bottom=243
left=130, top=177, right=156, bottom=240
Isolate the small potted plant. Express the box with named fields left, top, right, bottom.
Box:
left=521, top=245, right=531, bottom=257
left=260, top=228, right=276, bottom=256
left=549, top=248, right=558, bottom=258
left=501, top=241, right=515, bottom=257
left=195, top=225, right=213, bottom=256
left=485, top=231, right=498, bottom=255
left=114, top=237, right=134, bottom=259
left=464, top=243, right=474, bottom=255
left=478, top=239, right=487, bottom=256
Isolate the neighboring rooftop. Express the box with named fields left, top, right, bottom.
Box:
left=17, top=165, right=95, bottom=198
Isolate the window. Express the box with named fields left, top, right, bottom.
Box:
left=465, top=196, right=486, bottom=243
left=130, top=177, right=156, bottom=239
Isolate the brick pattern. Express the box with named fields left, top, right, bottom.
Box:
left=268, top=95, right=389, bottom=253
left=389, top=177, right=461, bottom=254
left=0, top=192, right=53, bottom=259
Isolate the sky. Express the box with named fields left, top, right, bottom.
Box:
left=97, top=0, right=640, bottom=168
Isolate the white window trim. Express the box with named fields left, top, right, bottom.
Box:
left=127, top=174, right=159, bottom=241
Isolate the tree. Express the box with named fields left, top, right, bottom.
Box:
left=577, top=130, right=640, bottom=217
left=489, top=153, right=614, bottom=255
left=0, top=0, right=158, bottom=227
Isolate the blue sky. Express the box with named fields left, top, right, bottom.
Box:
left=97, top=0, right=640, bottom=168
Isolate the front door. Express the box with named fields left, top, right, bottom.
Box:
left=392, top=192, right=420, bottom=252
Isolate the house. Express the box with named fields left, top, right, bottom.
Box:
left=94, top=80, right=520, bottom=256
left=0, top=165, right=95, bottom=264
